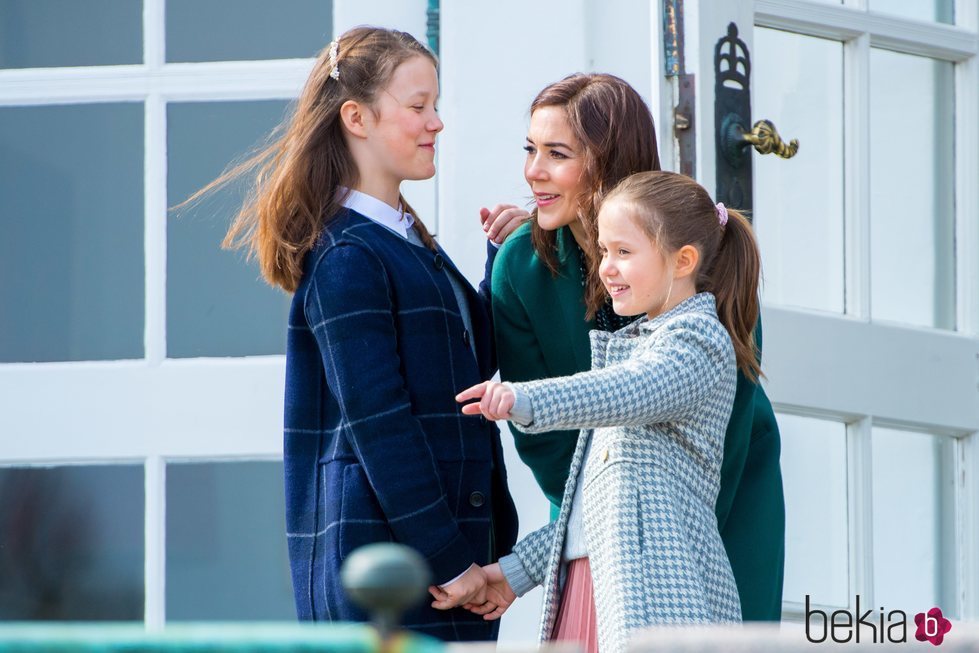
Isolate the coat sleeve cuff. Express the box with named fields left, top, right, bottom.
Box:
left=425, top=532, right=477, bottom=587
left=499, top=552, right=537, bottom=597
left=505, top=383, right=535, bottom=426
left=439, top=563, right=477, bottom=587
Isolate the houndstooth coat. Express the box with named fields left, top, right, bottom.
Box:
left=507, top=293, right=742, bottom=653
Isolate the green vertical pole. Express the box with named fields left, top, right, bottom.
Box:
left=426, top=0, right=440, bottom=56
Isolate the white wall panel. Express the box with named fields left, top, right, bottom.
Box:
left=0, top=359, right=285, bottom=463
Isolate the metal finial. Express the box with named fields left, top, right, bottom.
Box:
left=340, top=543, right=432, bottom=639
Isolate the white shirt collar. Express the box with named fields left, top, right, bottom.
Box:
left=341, top=188, right=415, bottom=239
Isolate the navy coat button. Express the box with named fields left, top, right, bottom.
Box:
left=469, top=491, right=485, bottom=507
left=462, top=329, right=471, bottom=345
left=433, top=253, right=444, bottom=270
left=479, top=415, right=487, bottom=425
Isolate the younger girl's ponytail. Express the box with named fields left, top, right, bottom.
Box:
left=705, top=206, right=761, bottom=381
left=603, top=171, right=762, bottom=380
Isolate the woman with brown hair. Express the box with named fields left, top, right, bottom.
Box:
left=195, top=27, right=520, bottom=640
left=485, top=73, right=785, bottom=622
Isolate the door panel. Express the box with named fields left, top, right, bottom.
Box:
left=753, top=27, right=845, bottom=314
left=692, top=0, right=979, bottom=620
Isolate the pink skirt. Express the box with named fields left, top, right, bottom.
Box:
left=552, top=557, right=599, bottom=653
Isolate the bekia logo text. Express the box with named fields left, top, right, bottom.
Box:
left=806, top=596, right=953, bottom=646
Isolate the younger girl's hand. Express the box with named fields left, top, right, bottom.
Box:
left=456, top=381, right=515, bottom=421
left=480, top=204, right=530, bottom=245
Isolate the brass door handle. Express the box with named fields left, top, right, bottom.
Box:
left=743, top=119, right=799, bottom=158
left=720, top=114, right=799, bottom=168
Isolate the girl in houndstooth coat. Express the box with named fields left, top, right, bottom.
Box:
left=449, top=171, right=766, bottom=653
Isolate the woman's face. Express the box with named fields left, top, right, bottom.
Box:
left=524, top=106, right=586, bottom=231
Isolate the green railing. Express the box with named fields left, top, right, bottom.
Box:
left=0, top=623, right=441, bottom=653
left=0, top=544, right=443, bottom=653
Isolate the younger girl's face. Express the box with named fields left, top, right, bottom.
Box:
left=366, top=55, right=443, bottom=183
left=597, top=200, right=673, bottom=319
left=524, top=106, right=586, bottom=231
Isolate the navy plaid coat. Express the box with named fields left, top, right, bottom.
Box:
left=283, top=208, right=519, bottom=641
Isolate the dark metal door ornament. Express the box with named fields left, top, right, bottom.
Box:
left=714, top=22, right=799, bottom=217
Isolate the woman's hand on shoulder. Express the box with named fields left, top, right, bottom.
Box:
left=456, top=381, right=515, bottom=421
left=480, top=204, right=529, bottom=245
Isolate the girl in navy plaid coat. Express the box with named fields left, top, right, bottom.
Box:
left=207, top=27, right=520, bottom=641
left=453, top=171, right=766, bottom=653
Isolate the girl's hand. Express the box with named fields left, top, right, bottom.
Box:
left=456, top=381, right=515, bottom=421
left=463, top=562, right=516, bottom=621
left=480, top=204, right=530, bottom=245
left=428, top=564, right=487, bottom=610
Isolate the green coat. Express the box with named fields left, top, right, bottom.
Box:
left=491, top=223, right=785, bottom=621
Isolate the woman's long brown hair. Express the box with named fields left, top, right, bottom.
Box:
left=605, top=171, right=763, bottom=380
left=180, top=27, right=438, bottom=292
left=527, top=73, right=661, bottom=319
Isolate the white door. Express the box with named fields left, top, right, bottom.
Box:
left=686, top=0, right=979, bottom=622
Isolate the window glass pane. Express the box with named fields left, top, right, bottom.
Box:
left=166, top=0, right=332, bottom=63
left=779, top=414, right=849, bottom=608
left=166, top=462, right=293, bottom=620
left=872, top=427, right=956, bottom=615
left=870, top=50, right=955, bottom=329
left=753, top=29, right=845, bottom=314
left=167, top=101, right=291, bottom=358
left=868, top=0, right=954, bottom=25
left=0, top=104, right=144, bottom=363
left=0, top=0, right=142, bottom=69
left=0, top=465, right=144, bottom=620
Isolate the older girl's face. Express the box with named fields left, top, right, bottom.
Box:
left=364, top=55, right=443, bottom=184
left=524, top=106, right=586, bottom=231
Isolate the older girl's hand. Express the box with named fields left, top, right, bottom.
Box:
left=456, top=381, right=515, bottom=421
left=463, top=562, right=516, bottom=621
left=480, top=204, right=530, bottom=245
left=428, top=564, right=488, bottom=611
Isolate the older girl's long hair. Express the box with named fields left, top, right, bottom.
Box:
left=528, top=73, right=661, bottom=319
left=605, top=171, right=762, bottom=380
left=182, top=27, right=438, bottom=292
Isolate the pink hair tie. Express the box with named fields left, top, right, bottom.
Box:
left=715, top=202, right=729, bottom=227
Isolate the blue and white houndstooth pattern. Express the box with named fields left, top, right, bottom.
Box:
left=510, top=293, right=742, bottom=653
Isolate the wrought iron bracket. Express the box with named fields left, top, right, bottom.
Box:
left=714, top=22, right=753, bottom=214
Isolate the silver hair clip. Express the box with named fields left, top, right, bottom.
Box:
left=328, top=40, right=340, bottom=80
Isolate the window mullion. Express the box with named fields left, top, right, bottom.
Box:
left=954, top=49, right=979, bottom=335
left=145, top=95, right=167, bottom=364
left=144, top=456, right=166, bottom=629
left=844, top=33, right=871, bottom=319
left=144, top=0, right=166, bottom=69
left=960, top=433, right=979, bottom=619
left=847, top=416, right=874, bottom=608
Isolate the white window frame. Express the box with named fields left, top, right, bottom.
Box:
left=685, top=0, right=979, bottom=622
left=0, top=0, right=440, bottom=629
left=0, top=0, right=322, bottom=629
left=752, top=0, right=979, bottom=620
